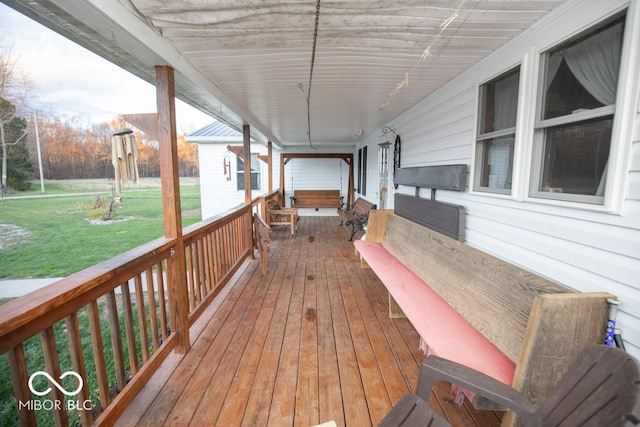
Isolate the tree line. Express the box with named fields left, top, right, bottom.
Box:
left=27, top=115, right=199, bottom=181
left=1, top=39, right=199, bottom=195
left=2, top=105, right=200, bottom=192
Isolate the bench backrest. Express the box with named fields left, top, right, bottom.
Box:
left=352, top=197, right=376, bottom=215
left=395, top=193, right=464, bottom=241
left=293, top=190, right=340, bottom=198
left=382, top=212, right=572, bottom=362
left=366, top=208, right=611, bottom=409
left=291, top=189, right=343, bottom=208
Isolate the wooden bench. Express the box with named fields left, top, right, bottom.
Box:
left=355, top=203, right=613, bottom=426
left=289, top=189, right=343, bottom=210
left=338, top=197, right=376, bottom=241
left=354, top=162, right=613, bottom=426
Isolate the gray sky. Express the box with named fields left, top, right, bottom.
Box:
left=0, top=3, right=212, bottom=133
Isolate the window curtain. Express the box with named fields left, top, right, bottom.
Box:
left=563, top=22, right=622, bottom=105
left=546, top=22, right=623, bottom=106
left=488, top=72, right=518, bottom=189
left=565, top=22, right=622, bottom=196
left=544, top=21, right=623, bottom=197
left=494, top=71, right=519, bottom=130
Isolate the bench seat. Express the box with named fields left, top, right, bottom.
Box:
left=355, top=240, right=515, bottom=392
left=290, top=189, right=343, bottom=209
left=356, top=208, right=612, bottom=423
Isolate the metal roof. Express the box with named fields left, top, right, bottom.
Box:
left=189, top=121, right=242, bottom=138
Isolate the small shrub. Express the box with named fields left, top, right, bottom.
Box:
left=86, top=195, right=119, bottom=221
left=75, top=200, right=94, bottom=211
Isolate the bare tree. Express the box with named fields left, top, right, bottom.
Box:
left=0, top=36, right=32, bottom=199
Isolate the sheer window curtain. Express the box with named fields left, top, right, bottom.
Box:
left=488, top=72, right=518, bottom=189
left=544, top=22, right=622, bottom=196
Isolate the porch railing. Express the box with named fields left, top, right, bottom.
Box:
left=0, top=191, right=278, bottom=426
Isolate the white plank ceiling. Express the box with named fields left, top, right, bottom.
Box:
left=3, top=0, right=566, bottom=147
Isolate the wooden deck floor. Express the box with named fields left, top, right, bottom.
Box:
left=117, top=216, right=503, bottom=427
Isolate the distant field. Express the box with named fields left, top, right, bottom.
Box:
left=0, top=178, right=202, bottom=279
left=12, top=177, right=199, bottom=196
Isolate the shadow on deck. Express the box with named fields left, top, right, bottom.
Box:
left=117, top=216, right=503, bottom=426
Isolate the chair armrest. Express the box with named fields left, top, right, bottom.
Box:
left=270, top=209, right=298, bottom=217
left=416, top=356, right=537, bottom=422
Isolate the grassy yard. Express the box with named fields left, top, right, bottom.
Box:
left=0, top=295, right=153, bottom=426
left=0, top=179, right=201, bottom=425
left=0, top=178, right=202, bottom=279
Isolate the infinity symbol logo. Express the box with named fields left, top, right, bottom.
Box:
left=28, top=371, right=83, bottom=397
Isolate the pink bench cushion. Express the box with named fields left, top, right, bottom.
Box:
left=354, top=240, right=516, bottom=390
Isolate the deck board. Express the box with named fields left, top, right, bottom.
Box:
left=117, top=216, right=503, bottom=427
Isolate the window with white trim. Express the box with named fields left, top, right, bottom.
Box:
left=531, top=15, right=625, bottom=204
left=236, top=155, right=261, bottom=191
left=475, top=67, right=520, bottom=194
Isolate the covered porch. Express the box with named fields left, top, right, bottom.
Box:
left=117, top=216, right=502, bottom=427
left=0, top=191, right=503, bottom=426
left=3, top=1, right=637, bottom=425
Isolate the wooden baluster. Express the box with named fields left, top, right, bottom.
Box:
left=134, top=275, right=150, bottom=362
left=156, top=262, right=169, bottom=342
left=224, top=222, right=232, bottom=272
left=8, top=344, right=36, bottom=426
left=87, top=300, right=111, bottom=410
left=196, top=238, right=205, bottom=303
left=120, top=282, right=138, bottom=375
left=207, top=233, right=215, bottom=293
left=66, top=312, right=94, bottom=426
left=40, top=325, right=69, bottom=427
left=202, top=235, right=212, bottom=295
left=146, top=268, right=160, bottom=351
left=186, top=244, right=196, bottom=310
left=105, top=291, right=126, bottom=391
left=213, top=228, right=222, bottom=285
left=223, top=223, right=228, bottom=269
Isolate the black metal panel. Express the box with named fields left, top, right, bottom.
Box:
left=394, top=165, right=467, bottom=191
left=394, top=193, right=465, bottom=241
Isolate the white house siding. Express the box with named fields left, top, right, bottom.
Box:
left=197, top=144, right=281, bottom=219
left=355, top=0, right=640, bottom=358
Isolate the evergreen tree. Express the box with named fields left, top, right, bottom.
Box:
left=1, top=97, right=33, bottom=192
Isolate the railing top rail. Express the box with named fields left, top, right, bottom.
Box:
left=0, top=237, right=175, bottom=354
left=183, top=203, right=250, bottom=238
left=1, top=197, right=268, bottom=355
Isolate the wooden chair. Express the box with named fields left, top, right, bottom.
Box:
left=378, top=345, right=640, bottom=427
left=266, top=200, right=299, bottom=236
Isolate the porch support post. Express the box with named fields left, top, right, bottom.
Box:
left=268, top=141, right=273, bottom=193
left=349, top=155, right=355, bottom=207
left=243, top=124, right=254, bottom=260
left=155, top=65, right=190, bottom=354
left=279, top=155, right=285, bottom=205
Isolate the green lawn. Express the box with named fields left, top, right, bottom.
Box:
left=0, top=296, right=152, bottom=426
left=0, top=178, right=202, bottom=279
left=0, top=179, right=201, bottom=425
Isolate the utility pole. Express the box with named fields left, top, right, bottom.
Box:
left=34, top=112, right=45, bottom=193
left=1, top=121, right=7, bottom=201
